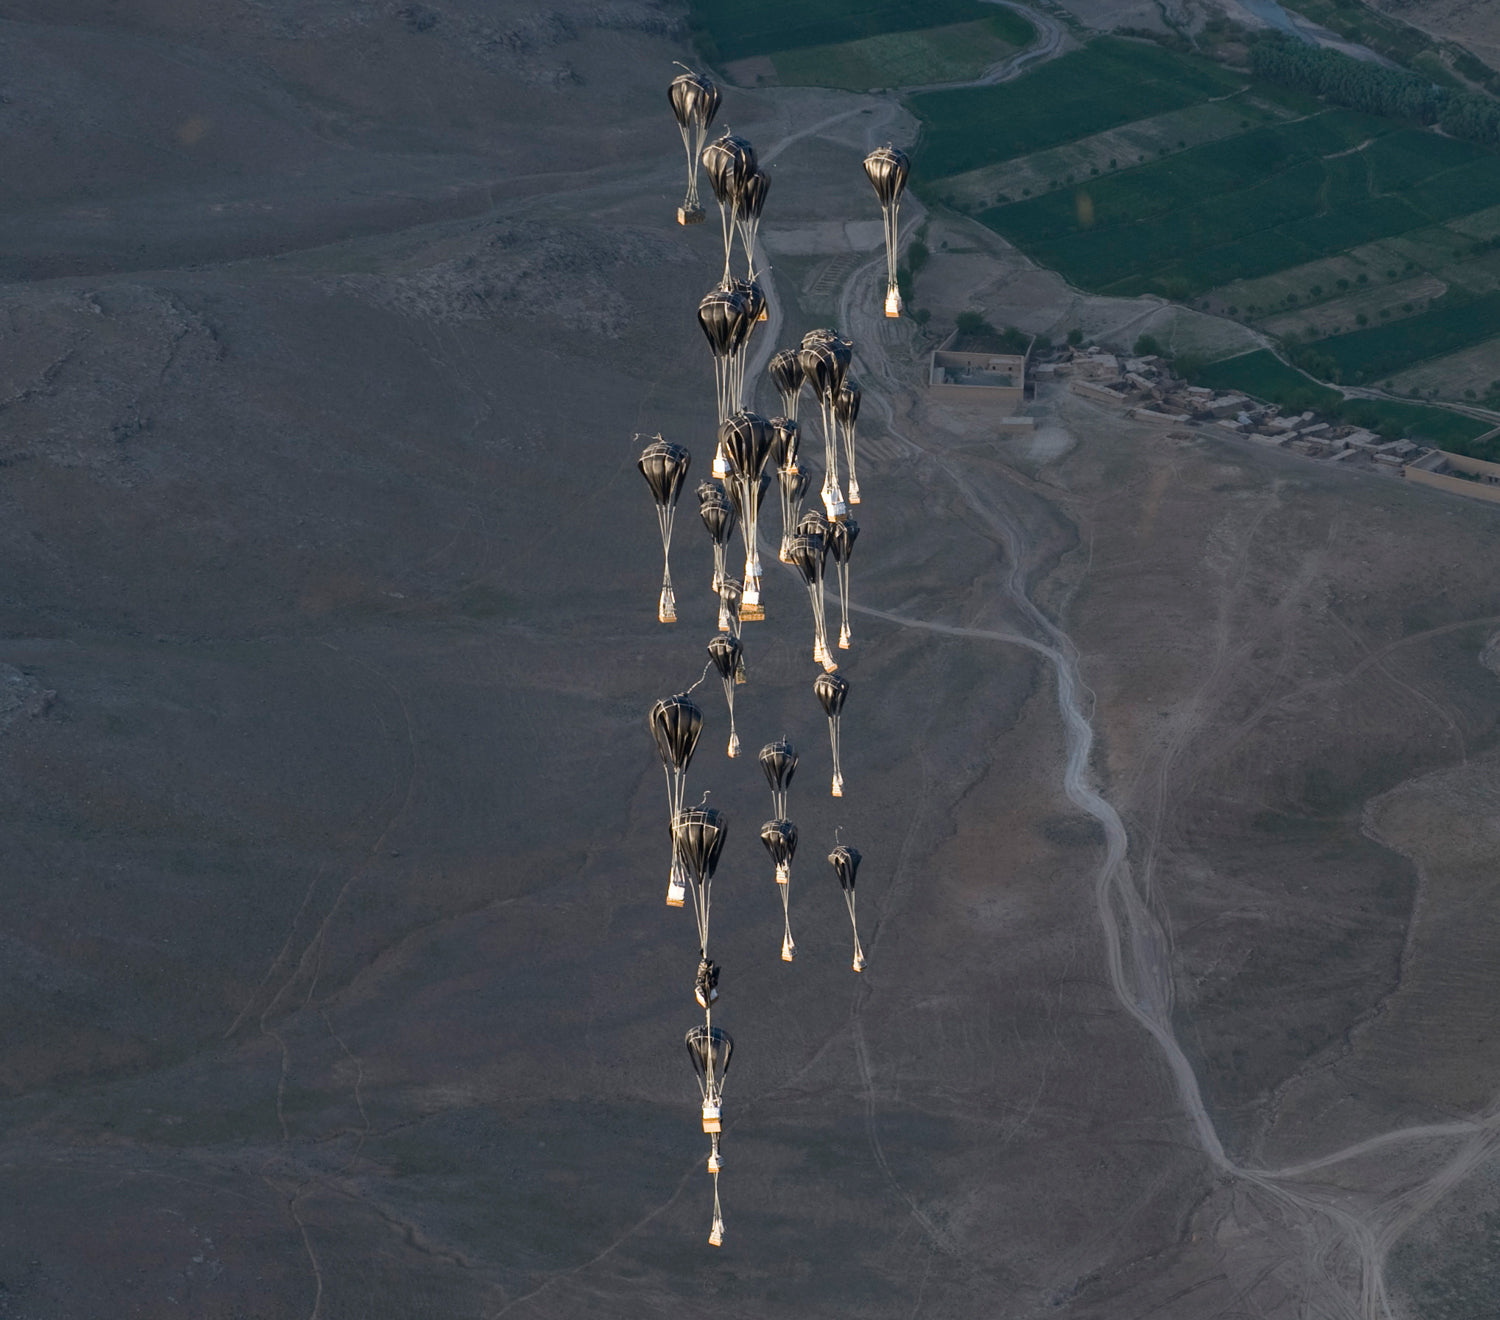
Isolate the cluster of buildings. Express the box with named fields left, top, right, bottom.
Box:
left=924, top=335, right=1500, bottom=506
left=1044, top=345, right=1500, bottom=501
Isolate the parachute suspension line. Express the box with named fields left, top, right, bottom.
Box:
left=828, top=712, right=844, bottom=798
left=844, top=886, right=865, bottom=972
left=820, top=398, right=845, bottom=521
left=737, top=212, right=760, bottom=282
left=836, top=556, right=852, bottom=651
left=664, top=763, right=688, bottom=907
left=678, top=124, right=700, bottom=214
left=709, top=1169, right=725, bottom=1247
left=802, top=576, right=831, bottom=670
left=779, top=875, right=795, bottom=963
left=721, top=671, right=738, bottom=759
left=841, top=413, right=860, bottom=509
left=740, top=476, right=762, bottom=617
left=884, top=199, right=902, bottom=311
left=656, top=503, right=677, bottom=624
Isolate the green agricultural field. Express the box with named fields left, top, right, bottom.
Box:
left=967, top=114, right=1500, bottom=299
left=771, top=17, right=1029, bottom=91
left=1191, top=350, right=1494, bottom=451
left=686, top=0, right=1030, bottom=64
left=907, top=38, right=1246, bottom=180
left=1314, top=290, right=1500, bottom=383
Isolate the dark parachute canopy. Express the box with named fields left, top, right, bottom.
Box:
left=649, top=693, right=703, bottom=780
left=829, top=843, right=861, bottom=892
left=814, top=670, right=849, bottom=718
left=668, top=69, right=720, bottom=133
left=673, top=803, right=728, bottom=886
left=760, top=818, right=798, bottom=872
left=698, top=286, right=747, bottom=360
left=759, top=737, right=798, bottom=809
left=862, top=144, right=909, bottom=207
left=685, top=1023, right=734, bottom=1091
left=701, top=132, right=758, bottom=208
left=769, top=348, right=806, bottom=418
left=719, top=410, right=772, bottom=481
left=769, top=416, right=799, bottom=471
left=638, top=437, right=690, bottom=508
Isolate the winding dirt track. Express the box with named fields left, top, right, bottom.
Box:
left=775, top=108, right=1500, bottom=1316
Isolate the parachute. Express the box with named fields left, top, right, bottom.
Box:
left=768, top=348, right=805, bottom=422
left=637, top=435, right=690, bottom=623
left=778, top=461, right=810, bottom=567
left=834, top=376, right=862, bottom=507
left=829, top=843, right=866, bottom=971
left=737, top=168, right=771, bottom=290
left=760, top=817, right=798, bottom=962
left=701, top=131, right=758, bottom=287
left=719, top=410, right=772, bottom=621
left=673, top=802, right=728, bottom=959
left=686, top=1023, right=734, bottom=1246
left=863, top=144, right=909, bottom=317
left=698, top=287, right=752, bottom=476
left=697, top=479, right=736, bottom=598
left=813, top=670, right=849, bottom=796
left=826, top=516, right=859, bottom=651
left=706, top=634, right=742, bottom=757
left=759, top=737, right=798, bottom=819
left=668, top=67, right=720, bottom=225
left=786, top=530, right=836, bottom=672
left=767, top=416, right=800, bottom=562
left=725, top=278, right=766, bottom=430
left=649, top=693, right=703, bottom=903
left=798, top=331, right=853, bottom=522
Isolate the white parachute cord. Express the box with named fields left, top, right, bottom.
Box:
left=713, top=544, right=726, bottom=600
left=845, top=887, right=865, bottom=969
left=829, top=714, right=843, bottom=797
left=803, top=580, right=826, bottom=667
left=723, top=675, right=738, bottom=757
left=684, top=659, right=714, bottom=697
left=657, top=504, right=676, bottom=622
left=715, top=194, right=734, bottom=286
left=679, top=125, right=698, bottom=212
left=690, top=877, right=709, bottom=957
left=710, top=1171, right=724, bottom=1246
left=778, top=477, right=794, bottom=563
left=779, top=870, right=795, bottom=962
left=841, top=415, right=860, bottom=505
left=815, top=570, right=833, bottom=668
left=820, top=399, right=845, bottom=515
left=837, top=558, right=851, bottom=649
left=882, top=201, right=894, bottom=301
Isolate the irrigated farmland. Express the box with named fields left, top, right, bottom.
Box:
left=908, top=39, right=1246, bottom=180
left=907, top=34, right=1500, bottom=409
left=688, top=0, right=1028, bottom=63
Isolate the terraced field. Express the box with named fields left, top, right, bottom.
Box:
left=687, top=0, right=1031, bottom=64
left=769, top=17, right=1031, bottom=91
left=907, top=35, right=1500, bottom=411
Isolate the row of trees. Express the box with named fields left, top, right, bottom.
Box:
left=1249, top=37, right=1500, bottom=149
